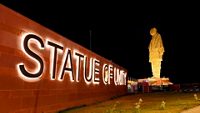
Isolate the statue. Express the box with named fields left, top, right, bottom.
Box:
left=148, top=27, right=164, bottom=78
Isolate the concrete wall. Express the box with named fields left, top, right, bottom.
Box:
left=0, top=4, right=127, bottom=113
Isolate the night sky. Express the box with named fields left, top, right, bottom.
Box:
left=1, top=1, right=200, bottom=83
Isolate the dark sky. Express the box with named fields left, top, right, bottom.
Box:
left=1, top=1, right=200, bottom=83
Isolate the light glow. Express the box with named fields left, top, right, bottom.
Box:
left=73, top=49, right=84, bottom=82
left=45, top=39, right=63, bottom=80
left=102, top=64, right=109, bottom=85
left=16, top=32, right=44, bottom=82
left=93, top=58, right=100, bottom=85
left=148, top=27, right=164, bottom=78
left=83, top=57, right=93, bottom=85
left=58, top=48, right=74, bottom=82
left=16, top=33, right=127, bottom=85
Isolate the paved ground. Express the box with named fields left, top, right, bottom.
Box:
left=181, top=105, right=200, bottom=113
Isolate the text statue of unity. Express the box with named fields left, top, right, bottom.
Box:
left=148, top=27, right=165, bottom=78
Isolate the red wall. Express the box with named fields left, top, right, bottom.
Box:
left=0, top=4, right=127, bottom=113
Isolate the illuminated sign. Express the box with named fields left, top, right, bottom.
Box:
left=0, top=4, right=128, bottom=113
left=17, top=33, right=127, bottom=85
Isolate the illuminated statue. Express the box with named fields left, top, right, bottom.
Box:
left=148, top=27, right=164, bottom=78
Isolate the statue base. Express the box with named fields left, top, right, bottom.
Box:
left=147, top=77, right=173, bottom=86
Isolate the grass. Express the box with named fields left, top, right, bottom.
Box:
left=60, top=92, right=200, bottom=113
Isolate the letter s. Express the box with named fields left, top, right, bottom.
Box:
left=18, top=34, right=44, bottom=81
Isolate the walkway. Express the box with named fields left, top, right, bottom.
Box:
left=181, top=105, right=200, bottom=113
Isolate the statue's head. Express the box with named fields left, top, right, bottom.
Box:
left=150, top=27, right=157, bottom=36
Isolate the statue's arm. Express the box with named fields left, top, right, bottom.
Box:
left=158, top=34, right=165, bottom=58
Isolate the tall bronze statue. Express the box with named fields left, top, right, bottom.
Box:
left=148, top=27, right=165, bottom=78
